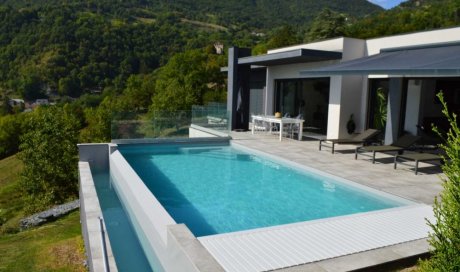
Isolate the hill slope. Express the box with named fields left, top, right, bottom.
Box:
left=0, top=0, right=382, bottom=99
left=0, top=0, right=383, bottom=30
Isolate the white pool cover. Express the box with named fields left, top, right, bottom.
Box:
left=199, top=204, right=434, bottom=272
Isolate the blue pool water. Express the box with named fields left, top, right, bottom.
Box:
left=92, top=171, right=153, bottom=272
left=120, top=144, right=407, bottom=237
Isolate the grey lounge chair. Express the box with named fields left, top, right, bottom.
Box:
left=394, top=152, right=441, bottom=175
left=319, top=129, right=380, bottom=154
left=355, top=134, right=421, bottom=163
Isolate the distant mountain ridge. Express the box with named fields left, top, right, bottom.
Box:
left=0, top=0, right=383, bottom=30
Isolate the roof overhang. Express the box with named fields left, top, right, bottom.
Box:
left=300, top=42, right=460, bottom=76
left=238, top=49, right=342, bottom=66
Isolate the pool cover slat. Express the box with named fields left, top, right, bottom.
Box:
left=198, top=205, right=434, bottom=272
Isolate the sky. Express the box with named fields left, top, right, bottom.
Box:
left=369, top=0, right=408, bottom=9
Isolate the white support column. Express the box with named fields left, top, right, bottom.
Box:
left=404, top=79, right=422, bottom=135
left=327, top=76, right=343, bottom=139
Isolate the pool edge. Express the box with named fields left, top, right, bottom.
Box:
left=78, top=157, right=118, bottom=272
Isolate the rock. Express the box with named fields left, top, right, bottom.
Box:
left=20, top=199, right=80, bottom=230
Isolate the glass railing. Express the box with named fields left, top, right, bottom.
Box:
left=110, top=103, right=229, bottom=140
left=191, top=102, right=228, bottom=131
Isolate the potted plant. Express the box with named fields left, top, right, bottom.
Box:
left=347, top=114, right=356, bottom=134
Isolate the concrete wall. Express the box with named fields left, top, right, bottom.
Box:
left=78, top=159, right=118, bottom=272
left=109, top=149, right=224, bottom=272
left=78, top=144, right=109, bottom=171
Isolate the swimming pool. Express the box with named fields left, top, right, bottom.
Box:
left=92, top=170, right=154, bottom=272
left=119, top=143, right=410, bottom=237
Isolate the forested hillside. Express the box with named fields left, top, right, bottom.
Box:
left=0, top=0, right=382, bottom=100
left=0, top=0, right=382, bottom=29
left=346, top=0, right=460, bottom=38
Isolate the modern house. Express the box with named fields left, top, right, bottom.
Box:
left=226, top=27, right=460, bottom=144
left=77, top=27, right=454, bottom=272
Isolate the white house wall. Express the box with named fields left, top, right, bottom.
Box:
left=366, top=27, right=460, bottom=55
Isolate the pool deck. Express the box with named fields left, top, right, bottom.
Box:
left=229, top=131, right=443, bottom=205
left=217, top=131, right=444, bottom=271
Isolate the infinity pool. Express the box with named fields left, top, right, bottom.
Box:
left=92, top=170, right=153, bottom=271
left=119, top=143, right=408, bottom=237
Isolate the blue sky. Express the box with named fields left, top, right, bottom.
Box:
left=369, top=0, right=408, bottom=9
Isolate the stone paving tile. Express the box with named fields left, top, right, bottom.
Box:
left=230, top=132, right=443, bottom=205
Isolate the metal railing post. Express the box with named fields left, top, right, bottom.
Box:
left=98, top=216, right=110, bottom=272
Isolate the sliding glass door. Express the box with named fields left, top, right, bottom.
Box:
left=275, top=78, right=330, bottom=134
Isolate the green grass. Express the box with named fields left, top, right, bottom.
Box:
left=0, top=155, right=24, bottom=233
left=0, top=211, right=85, bottom=272
left=0, top=155, right=86, bottom=271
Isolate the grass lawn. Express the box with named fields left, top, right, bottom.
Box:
left=0, top=155, right=86, bottom=271
left=0, top=155, right=24, bottom=233
left=0, top=211, right=85, bottom=271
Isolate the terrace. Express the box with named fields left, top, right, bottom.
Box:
left=79, top=122, right=442, bottom=271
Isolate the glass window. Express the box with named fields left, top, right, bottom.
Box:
left=275, top=78, right=330, bottom=134
left=367, top=79, right=389, bottom=133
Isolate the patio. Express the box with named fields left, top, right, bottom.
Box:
left=224, top=131, right=443, bottom=271
left=229, top=131, right=443, bottom=205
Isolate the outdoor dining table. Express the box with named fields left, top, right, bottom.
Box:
left=251, top=115, right=305, bottom=141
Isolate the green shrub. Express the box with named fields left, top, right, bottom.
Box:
left=19, top=106, right=80, bottom=213
left=420, top=92, right=460, bottom=271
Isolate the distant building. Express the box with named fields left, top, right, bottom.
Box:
left=214, top=42, right=224, bottom=55
left=35, top=99, right=49, bottom=106
left=8, top=98, right=24, bottom=107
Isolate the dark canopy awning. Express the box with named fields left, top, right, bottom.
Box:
left=300, top=42, right=460, bottom=76
left=238, top=49, right=342, bottom=66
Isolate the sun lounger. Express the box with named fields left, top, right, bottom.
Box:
left=394, top=152, right=441, bottom=175
left=355, top=134, right=421, bottom=163
left=319, top=129, right=380, bottom=154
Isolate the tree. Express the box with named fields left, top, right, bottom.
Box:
left=420, top=92, right=460, bottom=271
left=266, top=25, right=300, bottom=49
left=19, top=71, right=45, bottom=101
left=150, top=49, right=226, bottom=112
left=79, top=95, right=116, bottom=143
left=306, top=8, right=347, bottom=42
left=19, top=106, right=80, bottom=212
left=0, top=95, right=12, bottom=116
left=119, top=73, right=155, bottom=111
left=0, top=113, right=24, bottom=159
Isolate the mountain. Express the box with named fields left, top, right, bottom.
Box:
left=0, top=0, right=382, bottom=99
left=0, top=0, right=383, bottom=30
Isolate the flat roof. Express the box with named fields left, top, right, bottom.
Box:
left=300, top=42, right=460, bottom=76
left=238, top=49, right=342, bottom=66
